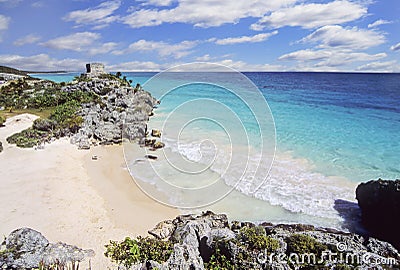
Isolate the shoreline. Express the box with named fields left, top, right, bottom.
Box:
left=0, top=114, right=178, bottom=268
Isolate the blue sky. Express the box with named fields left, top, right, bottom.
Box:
left=0, top=0, right=399, bottom=72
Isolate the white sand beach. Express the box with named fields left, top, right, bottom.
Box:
left=0, top=114, right=178, bottom=268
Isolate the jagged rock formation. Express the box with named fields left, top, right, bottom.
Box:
left=63, top=78, right=158, bottom=148
left=356, top=179, right=400, bottom=250
left=114, top=212, right=400, bottom=269
left=0, top=228, right=94, bottom=269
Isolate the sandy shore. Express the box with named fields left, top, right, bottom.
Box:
left=0, top=114, right=178, bottom=268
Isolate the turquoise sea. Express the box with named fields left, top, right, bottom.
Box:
left=33, top=71, right=400, bottom=230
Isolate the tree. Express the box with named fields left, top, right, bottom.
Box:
left=116, top=72, right=122, bottom=78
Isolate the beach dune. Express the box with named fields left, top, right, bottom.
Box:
left=0, top=114, right=178, bottom=268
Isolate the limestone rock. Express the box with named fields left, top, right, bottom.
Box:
left=149, top=220, right=176, bottom=241
left=0, top=228, right=94, bottom=269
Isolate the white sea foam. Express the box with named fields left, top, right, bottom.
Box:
left=162, top=136, right=356, bottom=221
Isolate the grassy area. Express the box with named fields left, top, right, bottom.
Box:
left=0, top=107, right=55, bottom=120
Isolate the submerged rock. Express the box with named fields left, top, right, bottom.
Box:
left=151, top=129, right=161, bottom=138
left=356, top=179, right=400, bottom=250
left=153, top=141, right=165, bottom=149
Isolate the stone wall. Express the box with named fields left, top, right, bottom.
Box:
left=85, top=63, right=105, bottom=77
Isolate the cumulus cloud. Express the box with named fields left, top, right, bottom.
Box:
left=195, top=54, right=211, bottom=61
left=214, top=59, right=283, bottom=71
left=63, top=0, right=121, bottom=29
left=122, top=0, right=297, bottom=28
left=251, top=0, right=367, bottom=30
left=14, top=34, right=41, bottom=46
left=279, top=49, right=387, bottom=67
left=390, top=42, right=400, bottom=51
left=357, top=61, right=400, bottom=72
left=0, top=54, right=86, bottom=71
left=113, top=39, right=198, bottom=59
left=368, top=19, right=392, bottom=29
left=41, top=32, right=101, bottom=51
left=136, top=0, right=175, bottom=6
left=299, top=25, right=386, bottom=50
left=214, top=31, right=278, bottom=45
left=87, top=42, right=118, bottom=55
left=0, top=14, right=10, bottom=41
left=108, top=61, right=162, bottom=71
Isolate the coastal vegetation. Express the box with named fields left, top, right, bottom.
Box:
left=0, top=70, right=149, bottom=149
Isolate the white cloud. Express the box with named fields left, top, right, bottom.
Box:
left=357, top=61, right=400, bottom=72
left=390, top=42, right=400, bottom=51
left=0, top=14, right=10, bottom=41
left=63, top=0, right=120, bottom=29
left=368, top=19, right=392, bottom=29
left=251, top=0, right=367, bottom=30
left=215, top=31, right=278, bottom=45
left=114, top=39, right=198, bottom=59
left=108, top=61, right=162, bottom=71
left=122, top=0, right=297, bottom=28
left=299, top=25, right=386, bottom=50
left=88, top=42, right=118, bottom=55
left=31, top=1, right=44, bottom=8
left=41, top=32, right=101, bottom=51
left=136, top=0, right=175, bottom=6
left=195, top=54, right=211, bottom=61
left=0, top=14, right=9, bottom=31
left=279, top=49, right=387, bottom=67
left=14, top=34, right=41, bottom=46
left=215, top=59, right=283, bottom=71
left=0, top=0, right=22, bottom=7
left=0, top=54, right=86, bottom=71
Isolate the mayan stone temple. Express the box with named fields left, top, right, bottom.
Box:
left=85, top=63, right=105, bottom=77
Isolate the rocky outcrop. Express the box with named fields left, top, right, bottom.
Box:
left=0, top=228, right=94, bottom=269
left=0, top=141, right=3, bottom=153
left=356, top=179, right=400, bottom=250
left=118, top=211, right=400, bottom=269
left=66, top=78, right=158, bottom=148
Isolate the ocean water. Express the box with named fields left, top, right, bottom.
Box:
left=29, top=72, right=80, bottom=83
left=33, top=71, right=400, bottom=229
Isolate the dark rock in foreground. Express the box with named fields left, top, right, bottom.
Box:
left=110, top=211, right=400, bottom=269
left=356, top=179, right=400, bottom=250
left=0, top=228, right=94, bottom=269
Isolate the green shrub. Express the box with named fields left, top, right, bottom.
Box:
left=104, top=236, right=173, bottom=267
left=206, top=247, right=235, bottom=270
left=0, top=115, right=5, bottom=126
left=49, top=100, right=80, bottom=124
left=33, top=118, right=57, bottom=131
left=6, top=128, right=48, bottom=148
left=286, top=234, right=327, bottom=256
left=238, top=226, right=280, bottom=251
left=105, top=237, right=141, bottom=268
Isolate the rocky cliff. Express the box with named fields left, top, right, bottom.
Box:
left=105, top=211, right=400, bottom=270
left=0, top=228, right=93, bottom=269
left=356, top=179, right=400, bottom=250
